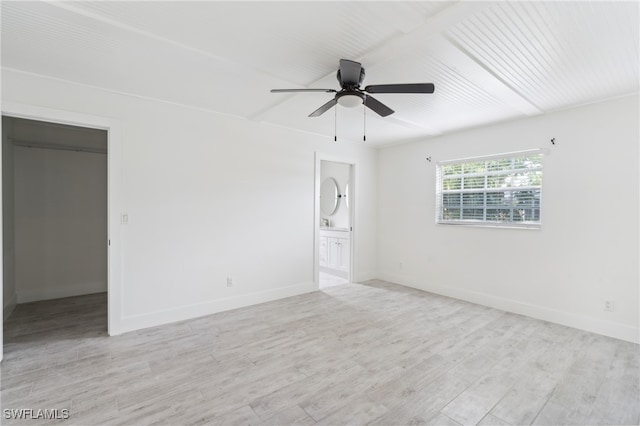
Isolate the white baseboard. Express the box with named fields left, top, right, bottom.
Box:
left=116, top=281, right=317, bottom=335
left=378, top=272, right=639, bottom=344
left=17, top=281, right=107, bottom=304
left=3, top=292, right=17, bottom=320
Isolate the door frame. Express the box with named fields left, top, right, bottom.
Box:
left=314, top=152, right=356, bottom=288
left=1, top=102, right=123, bottom=358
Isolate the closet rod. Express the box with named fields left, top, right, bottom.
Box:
left=9, top=138, right=107, bottom=155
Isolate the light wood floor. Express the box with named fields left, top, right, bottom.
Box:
left=1, top=280, right=638, bottom=425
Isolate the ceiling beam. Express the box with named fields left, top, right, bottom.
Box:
left=249, top=2, right=489, bottom=124
left=46, top=1, right=298, bottom=90
left=44, top=1, right=540, bottom=141
left=428, top=35, right=542, bottom=116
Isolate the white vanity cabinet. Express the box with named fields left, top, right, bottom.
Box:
left=319, top=229, right=349, bottom=277
left=319, top=236, right=328, bottom=267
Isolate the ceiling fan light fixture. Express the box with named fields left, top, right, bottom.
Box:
left=336, top=92, right=364, bottom=108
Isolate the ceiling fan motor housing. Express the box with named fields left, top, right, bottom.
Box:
left=337, top=67, right=366, bottom=88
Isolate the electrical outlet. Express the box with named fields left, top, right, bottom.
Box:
left=604, top=299, right=614, bottom=312
left=226, top=277, right=233, bottom=287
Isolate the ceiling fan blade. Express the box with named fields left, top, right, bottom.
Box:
left=271, top=88, right=336, bottom=93
left=364, top=95, right=394, bottom=117
left=364, top=83, right=435, bottom=94
left=309, top=98, right=338, bottom=117
left=339, top=59, right=362, bottom=86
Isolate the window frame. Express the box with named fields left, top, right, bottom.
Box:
left=435, top=149, right=544, bottom=229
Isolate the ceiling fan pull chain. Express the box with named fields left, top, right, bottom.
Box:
left=334, top=105, right=338, bottom=142
left=363, top=102, right=367, bottom=142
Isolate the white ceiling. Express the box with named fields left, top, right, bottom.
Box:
left=2, top=1, right=638, bottom=147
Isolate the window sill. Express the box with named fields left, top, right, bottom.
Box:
left=436, top=221, right=541, bottom=230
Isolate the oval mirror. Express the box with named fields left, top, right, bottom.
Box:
left=320, top=177, right=340, bottom=216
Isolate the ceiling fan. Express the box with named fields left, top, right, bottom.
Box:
left=271, top=59, right=435, bottom=118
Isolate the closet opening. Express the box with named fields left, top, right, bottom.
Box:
left=2, top=116, right=108, bottom=354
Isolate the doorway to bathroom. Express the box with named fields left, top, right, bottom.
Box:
left=316, top=159, right=353, bottom=289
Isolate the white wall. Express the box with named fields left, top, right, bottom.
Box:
left=2, top=117, right=16, bottom=319
left=320, top=160, right=351, bottom=229
left=8, top=70, right=634, bottom=344
left=1, top=69, right=378, bottom=333
left=13, top=145, right=107, bottom=303
left=378, top=94, right=639, bottom=343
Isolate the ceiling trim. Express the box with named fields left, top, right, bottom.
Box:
left=2, top=67, right=249, bottom=122
left=28, top=1, right=541, bottom=140
left=356, top=1, right=491, bottom=67
left=433, top=35, right=542, bottom=116
left=47, top=1, right=301, bottom=91
left=3, top=67, right=371, bottom=148
left=251, top=1, right=490, bottom=122
left=442, top=35, right=542, bottom=115
left=6, top=1, right=634, bottom=148
left=249, top=1, right=538, bottom=130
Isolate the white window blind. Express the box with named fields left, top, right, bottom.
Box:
left=436, top=150, right=543, bottom=228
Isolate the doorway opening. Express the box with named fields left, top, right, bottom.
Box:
left=317, top=159, right=354, bottom=289
left=2, top=116, right=108, bottom=350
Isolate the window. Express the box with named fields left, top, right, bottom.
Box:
left=436, top=150, right=543, bottom=228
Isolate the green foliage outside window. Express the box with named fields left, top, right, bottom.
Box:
left=437, top=153, right=542, bottom=226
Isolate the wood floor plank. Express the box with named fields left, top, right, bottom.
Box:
left=489, top=326, right=591, bottom=425
left=477, top=413, right=511, bottom=426
left=249, top=357, right=360, bottom=420
left=370, top=369, right=473, bottom=425
left=440, top=322, right=550, bottom=425
left=428, top=412, right=464, bottom=426
left=206, top=405, right=264, bottom=426
left=531, top=334, right=622, bottom=425
left=314, top=395, right=388, bottom=426
left=2, top=281, right=638, bottom=426
left=260, top=404, right=316, bottom=426
left=299, top=364, right=404, bottom=422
